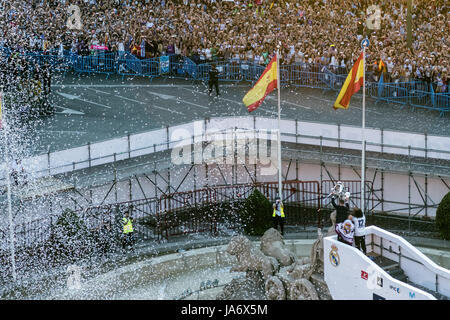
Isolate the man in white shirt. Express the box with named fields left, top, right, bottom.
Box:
left=350, top=208, right=366, bottom=254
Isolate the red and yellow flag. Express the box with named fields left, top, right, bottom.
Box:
left=243, top=55, right=278, bottom=112
left=378, top=59, right=386, bottom=73
left=333, top=52, right=364, bottom=110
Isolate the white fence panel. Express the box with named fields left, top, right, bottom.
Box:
left=90, top=137, right=129, bottom=167
left=49, top=146, right=89, bottom=175
left=130, top=128, right=166, bottom=157
left=365, top=128, right=382, bottom=153
left=427, top=135, right=450, bottom=160
left=339, top=125, right=362, bottom=151
left=383, top=130, right=425, bottom=157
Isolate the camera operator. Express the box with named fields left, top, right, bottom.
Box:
left=272, top=196, right=285, bottom=236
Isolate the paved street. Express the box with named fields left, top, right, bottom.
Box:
left=5, top=71, right=450, bottom=157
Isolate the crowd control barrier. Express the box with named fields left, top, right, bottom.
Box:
left=1, top=48, right=448, bottom=116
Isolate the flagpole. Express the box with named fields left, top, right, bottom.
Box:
left=361, top=45, right=366, bottom=215
left=1, top=92, right=17, bottom=281
left=276, top=49, right=282, bottom=201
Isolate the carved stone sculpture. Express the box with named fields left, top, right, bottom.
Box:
left=327, top=210, right=337, bottom=236
left=308, top=228, right=325, bottom=276
left=216, top=271, right=266, bottom=300
left=260, top=228, right=295, bottom=267
left=219, top=226, right=332, bottom=300
left=226, top=235, right=279, bottom=280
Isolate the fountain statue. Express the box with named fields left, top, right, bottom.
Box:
left=218, top=226, right=332, bottom=300
left=225, top=235, right=280, bottom=279
left=327, top=210, right=337, bottom=236
left=260, top=228, right=296, bottom=267
left=216, top=235, right=278, bottom=300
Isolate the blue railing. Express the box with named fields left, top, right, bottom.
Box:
left=1, top=48, right=448, bottom=116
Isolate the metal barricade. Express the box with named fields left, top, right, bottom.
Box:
left=0, top=47, right=446, bottom=112
left=140, top=58, right=160, bottom=78
left=435, top=93, right=450, bottom=116
left=409, top=89, right=433, bottom=109
left=196, top=63, right=210, bottom=81
left=410, top=90, right=450, bottom=117
left=244, top=63, right=265, bottom=82
left=377, top=83, right=409, bottom=105
left=166, top=55, right=194, bottom=79
left=117, top=54, right=142, bottom=77
left=218, top=61, right=243, bottom=82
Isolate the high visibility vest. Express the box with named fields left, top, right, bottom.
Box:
left=273, top=204, right=285, bottom=218
left=123, top=217, right=133, bottom=234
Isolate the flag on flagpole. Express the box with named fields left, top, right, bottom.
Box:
left=243, top=54, right=278, bottom=112
left=377, top=71, right=384, bottom=98
left=378, top=59, right=387, bottom=73
left=333, top=52, right=364, bottom=110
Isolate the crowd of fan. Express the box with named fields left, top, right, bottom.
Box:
left=0, top=0, right=448, bottom=90
left=0, top=54, right=53, bottom=115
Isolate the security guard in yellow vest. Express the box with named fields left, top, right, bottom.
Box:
left=122, top=209, right=135, bottom=252
left=272, top=196, right=285, bottom=235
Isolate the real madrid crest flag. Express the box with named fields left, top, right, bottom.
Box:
left=242, top=55, right=278, bottom=112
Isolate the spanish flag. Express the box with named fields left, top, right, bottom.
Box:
left=333, top=52, right=364, bottom=110
left=378, top=59, right=387, bottom=73
left=243, top=55, right=278, bottom=112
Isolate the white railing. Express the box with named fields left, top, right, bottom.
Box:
left=324, top=226, right=450, bottom=300
left=1, top=116, right=449, bottom=184
left=367, top=225, right=450, bottom=298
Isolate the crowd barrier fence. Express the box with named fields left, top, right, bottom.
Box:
left=1, top=48, right=448, bottom=115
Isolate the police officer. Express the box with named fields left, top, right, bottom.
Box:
left=208, top=63, right=220, bottom=96
left=122, top=207, right=135, bottom=253
left=272, top=196, right=285, bottom=235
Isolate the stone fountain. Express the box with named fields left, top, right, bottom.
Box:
left=217, top=210, right=337, bottom=300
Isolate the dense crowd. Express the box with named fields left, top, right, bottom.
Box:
left=0, top=54, right=53, bottom=115
left=0, top=0, right=448, bottom=90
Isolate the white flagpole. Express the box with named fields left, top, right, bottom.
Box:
left=361, top=45, right=366, bottom=215
left=1, top=92, right=17, bottom=281
left=276, top=50, right=282, bottom=201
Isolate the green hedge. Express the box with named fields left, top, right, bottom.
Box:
left=46, top=209, right=96, bottom=264
left=436, top=192, right=450, bottom=240
left=240, top=189, right=273, bottom=236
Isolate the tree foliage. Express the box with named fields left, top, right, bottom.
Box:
left=436, top=192, right=450, bottom=240
left=47, top=209, right=94, bottom=263
left=240, top=189, right=273, bottom=236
